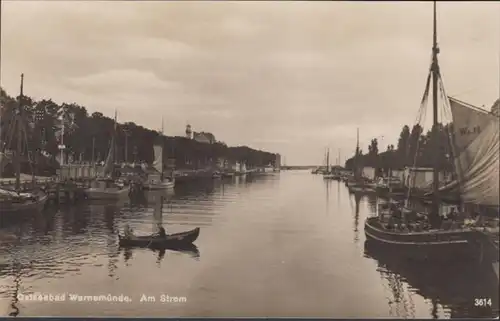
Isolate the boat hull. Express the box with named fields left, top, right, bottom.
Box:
left=84, top=186, right=130, bottom=200
left=364, top=216, right=484, bottom=262
left=0, top=193, right=48, bottom=216
left=144, top=181, right=175, bottom=190
left=118, top=227, right=200, bottom=248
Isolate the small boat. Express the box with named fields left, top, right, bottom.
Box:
left=1, top=188, right=48, bottom=216
left=85, top=178, right=130, bottom=200
left=145, top=177, right=175, bottom=190
left=118, top=227, right=200, bottom=248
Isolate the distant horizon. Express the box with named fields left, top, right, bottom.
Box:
left=1, top=1, right=498, bottom=165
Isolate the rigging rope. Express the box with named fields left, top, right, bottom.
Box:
left=404, top=62, right=432, bottom=203
left=438, top=74, right=466, bottom=209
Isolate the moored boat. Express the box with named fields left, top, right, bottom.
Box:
left=363, top=2, right=499, bottom=262
left=0, top=188, right=48, bottom=216
left=0, top=75, right=48, bottom=217
left=84, top=111, right=131, bottom=200
left=85, top=178, right=130, bottom=200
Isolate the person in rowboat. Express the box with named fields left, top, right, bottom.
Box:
left=155, top=223, right=167, bottom=238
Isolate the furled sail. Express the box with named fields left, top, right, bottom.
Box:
left=440, top=98, right=499, bottom=206
left=152, top=144, right=163, bottom=174
left=103, top=111, right=118, bottom=177
left=102, top=136, right=115, bottom=177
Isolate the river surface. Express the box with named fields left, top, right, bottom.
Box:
left=0, top=171, right=498, bottom=318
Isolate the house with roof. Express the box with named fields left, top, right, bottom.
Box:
left=185, top=124, right=216, bottom=144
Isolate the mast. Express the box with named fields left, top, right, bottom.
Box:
left=326, top=148, right=330, bottom=173
left=355, top=128, right=360, bottom=178
left=91, top=136, right=95, bottom=165
left=14, top=74, right=24, bottom=192
left=160, top=116, right=164, bottom=176
left=431, top=1, right=440, bottom=215
left=113, top=109, right=117, bottom=166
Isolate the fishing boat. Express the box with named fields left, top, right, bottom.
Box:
left=84, top=111, right=130, bottom=200
left=144, top=118, right=175, bottom=190
left=364, top=2, right=499, bottom=262
left=0, top=74, right=48, bottom=216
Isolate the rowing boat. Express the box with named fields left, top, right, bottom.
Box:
left=118, top=227, right=200, bottom=248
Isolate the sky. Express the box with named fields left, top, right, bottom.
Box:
left=1, top=1, right=499, bottom=165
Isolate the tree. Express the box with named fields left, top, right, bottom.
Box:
left=368, top=138, right=379, bottom=156
left=0, top=86, right=278, bottom=176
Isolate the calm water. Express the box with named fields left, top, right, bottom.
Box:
left=0, top=171, right=498, bottom=318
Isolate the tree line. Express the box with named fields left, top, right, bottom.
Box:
left=0, top=87, right=278, bottom=176
left=344, top=123, right=454, bottom=175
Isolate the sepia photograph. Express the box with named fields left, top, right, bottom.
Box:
left=0, top=0, right=498, bottom=318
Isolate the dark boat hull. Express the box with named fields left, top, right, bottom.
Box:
left=364, top=216, right=485, bottom=262
left=0, top=193, right=48, bottom=217
left=118, top=227, right=200, bottom=248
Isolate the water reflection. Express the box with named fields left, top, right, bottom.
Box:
left=364, top=240, right=499, bottom=318
left=352, top=192, right=362, bottom=243
left=175, top=179, right=216, bottom=197
left=325, top=180, right=331, bottom=210
left=121, top=245, right=200, bottom=265
left=2, top=172, right=493, bottom=318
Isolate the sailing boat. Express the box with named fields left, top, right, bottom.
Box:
left=0, top=74, right=48, bottom=216
left=84, top=110, right=130, bottom=200
left=332, top=149, right=342, bottom=180
left=364, top=2, right=499, bottom=262
left=323, top=148, right=335, bottom=179
left=312, top=150, right=326, bottom=174
left=347, top=128, right=370, bottom=192
left=144, top=118, right=175, bottom=190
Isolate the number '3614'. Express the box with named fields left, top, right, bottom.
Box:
left=474, top=298, right=492, bottom=307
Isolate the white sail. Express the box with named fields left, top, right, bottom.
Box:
left=152, top=144, right=163, bottom=174
left=441, top=98, right=499, bottom=206
left=454, top=119, right=499, bottom=206
left=449, top=98, right=496, bottom=154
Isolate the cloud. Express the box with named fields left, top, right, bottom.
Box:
left=1, top=1, right=498, bottom=165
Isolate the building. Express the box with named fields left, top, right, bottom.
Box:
left=185, top=124, right=216, bottom=144
left=402, top=167, right=452, bottom=190
left=193, top=132, right=215, bottom=144
left=274, top=153, right=281, bottom=168
left=491, top=98, right=500, bottom=117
